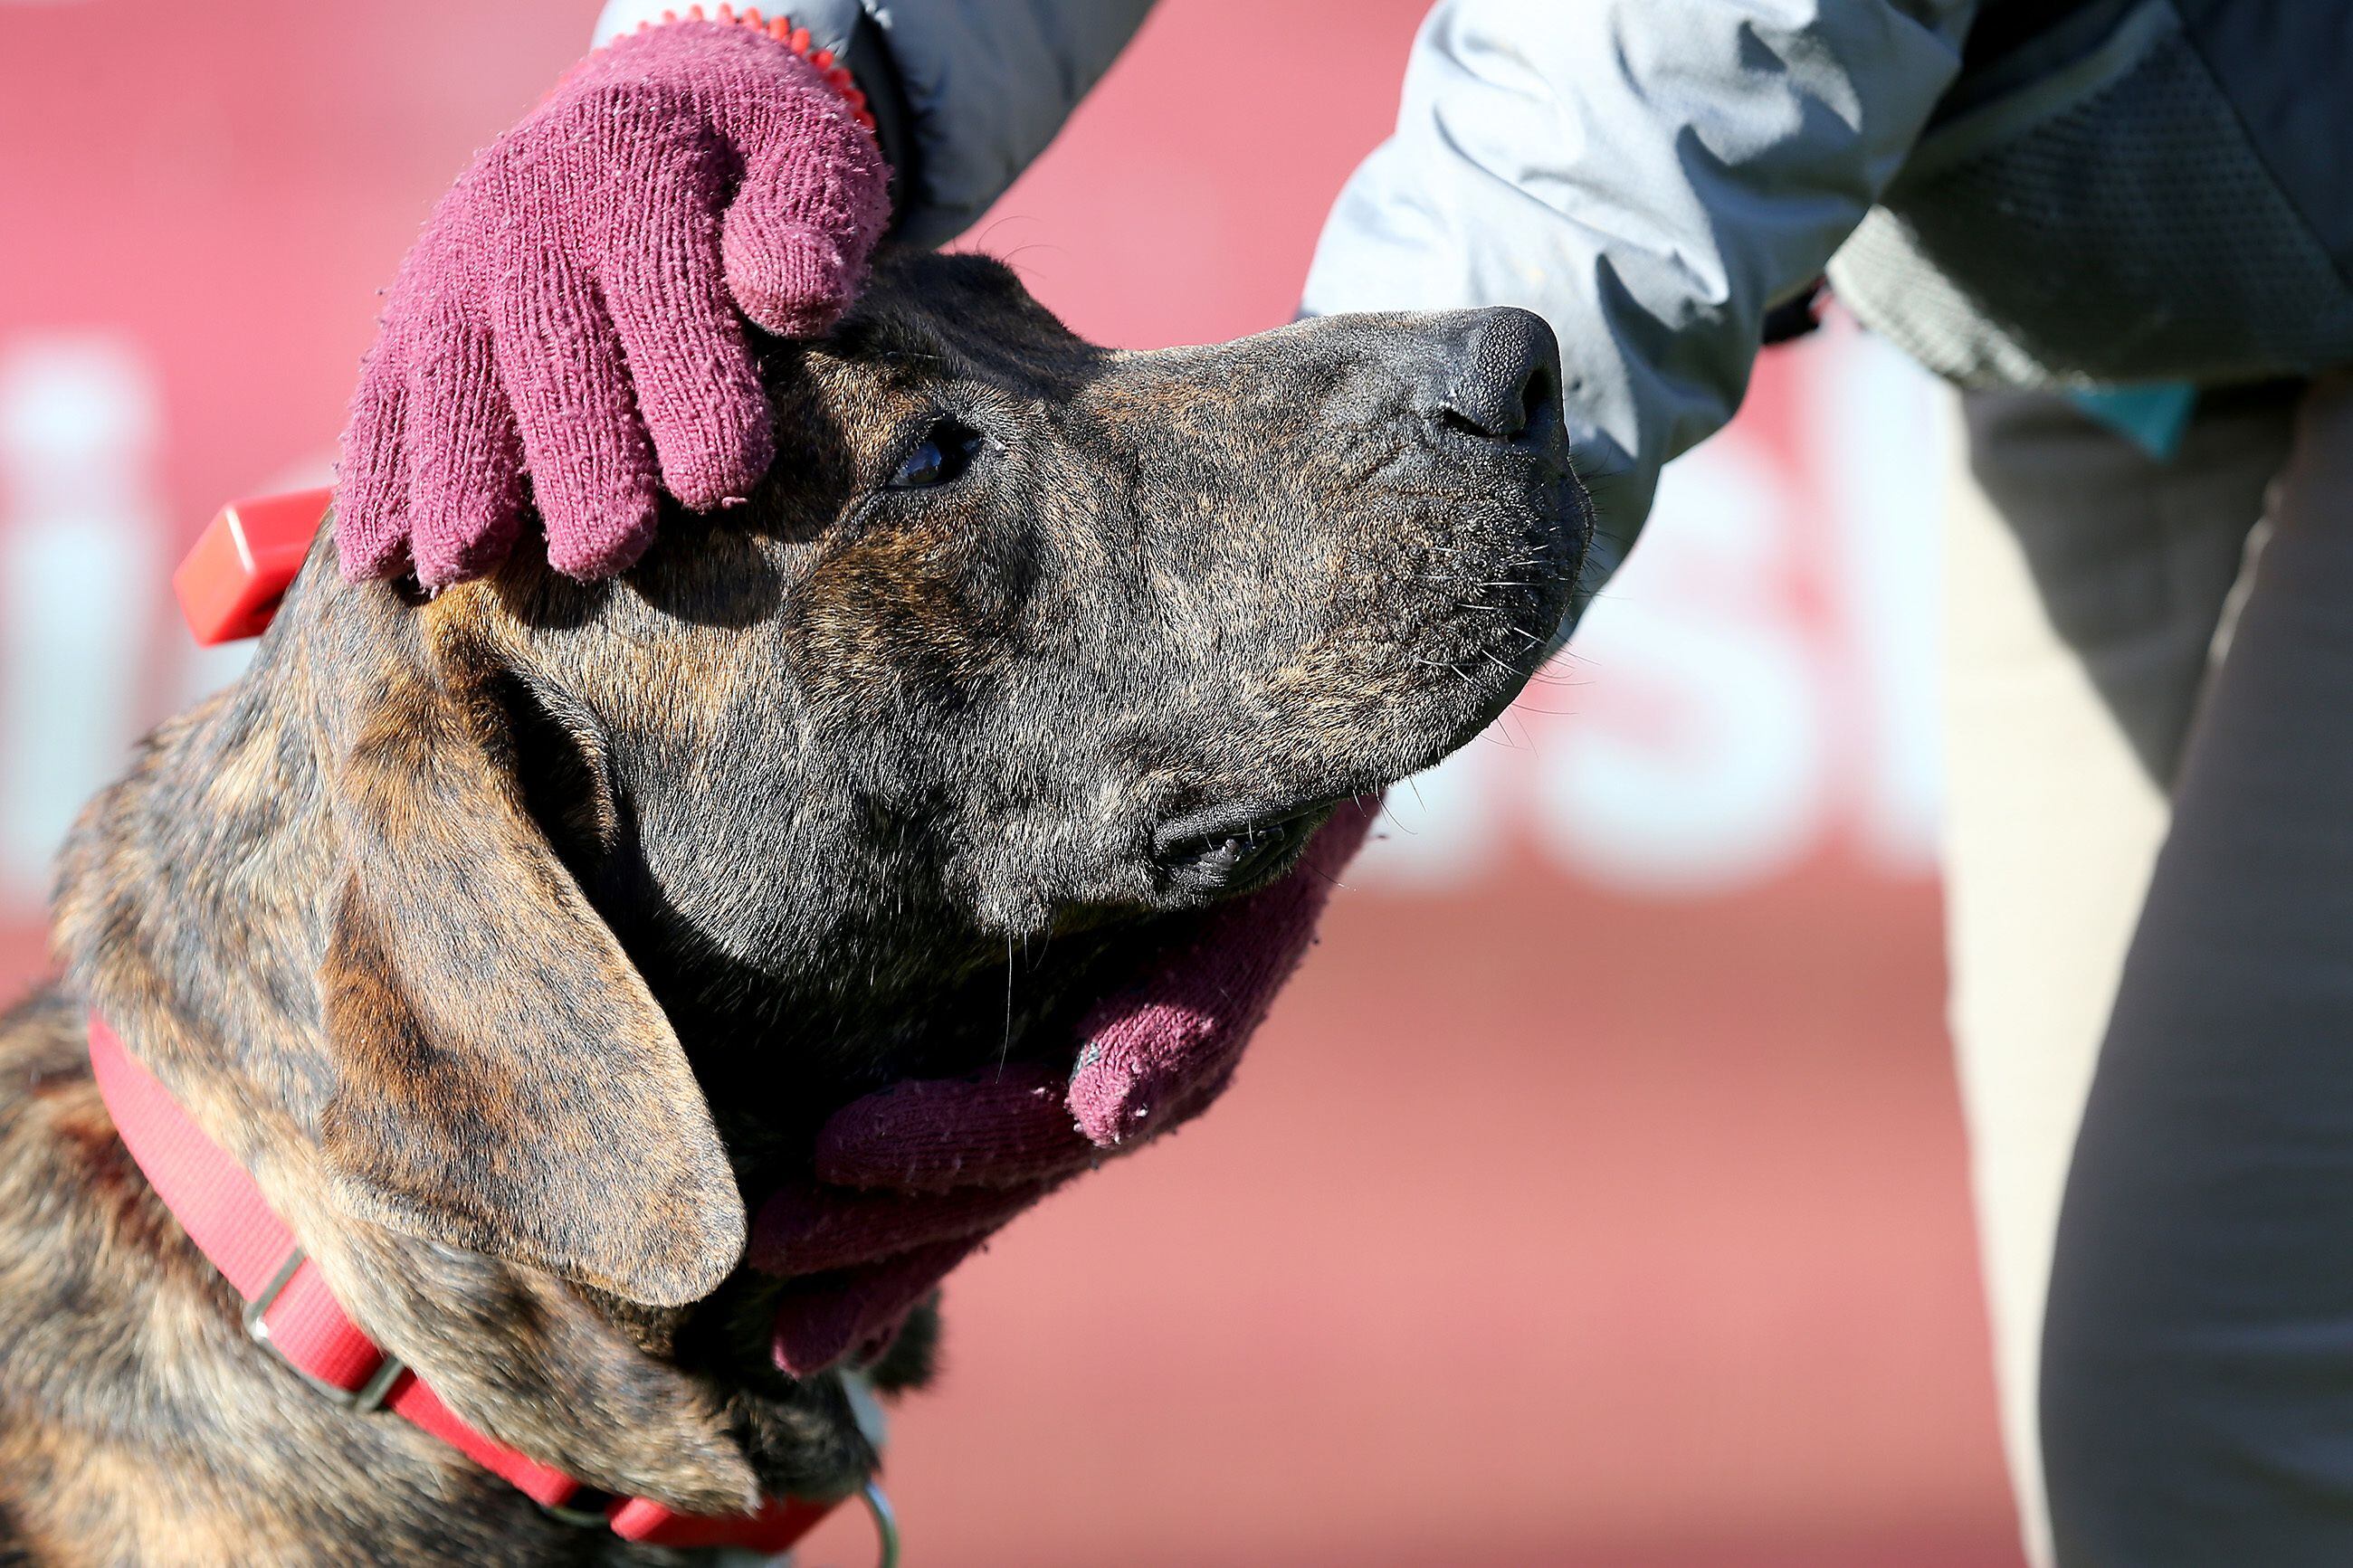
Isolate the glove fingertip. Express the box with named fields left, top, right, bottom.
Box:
left=773, top=1308, right=861, bottom=1379
left=729, top=270, right=853, bottom=342
left=772, top=1240, right=973, bottom=1376
left=1068, top=1039, right=1165, bottom=1148
left=653, top=398, right=775, bottom=511
left=544, top=506, right=659, bottom=582
left=335, top=521, right=409, bottom=584
left=1068, top=1000, right=1222, bottom=1148
left=411, top=508, right=525, bottom=591
left=1069, top=1076, right=1150, bottom=1149
left=332, top=478, right=411, bottom=584
left=723, top=217, right=871, bottom=340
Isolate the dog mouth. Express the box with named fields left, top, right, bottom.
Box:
left=1152, top=795, right=1347, bottom=902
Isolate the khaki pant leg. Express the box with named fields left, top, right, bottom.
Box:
left=1940, top=383, right=2297, bottom=1567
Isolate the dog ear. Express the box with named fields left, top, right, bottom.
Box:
left=309, top=597, right=745, bottom=1308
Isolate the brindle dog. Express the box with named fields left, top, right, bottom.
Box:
left=0, top=250, right=1582, bottom=1565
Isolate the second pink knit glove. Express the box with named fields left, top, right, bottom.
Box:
left=336, top=16, right=890, bottom=588
left=753, top=802, right=1380, bottom=1373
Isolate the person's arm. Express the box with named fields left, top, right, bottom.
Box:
left=340, top=3, right=1157, bottom=587
left=1302, top=0, right=1979, bottom=622
left=595, top=0, right=1157, bottom=248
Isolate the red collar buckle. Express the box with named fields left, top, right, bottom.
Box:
left=243, top=1248, right=406, bottom=1413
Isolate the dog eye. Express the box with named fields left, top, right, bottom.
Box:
left=887, top=419, right=984, bottom=489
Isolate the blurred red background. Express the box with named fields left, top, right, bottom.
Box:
left=0, top=3, right=2023, bottom=1563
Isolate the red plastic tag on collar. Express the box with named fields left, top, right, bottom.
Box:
left=173, top=487, right=331, bottom=646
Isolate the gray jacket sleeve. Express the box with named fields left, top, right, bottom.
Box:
left=1300, top=0, right=1979, bottom=603
left=595, top=0, right=1156, bottom=249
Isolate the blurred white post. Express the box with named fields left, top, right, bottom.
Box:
left=0, top=336, right=164, bottom=904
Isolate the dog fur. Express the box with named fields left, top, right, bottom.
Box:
left=0, top=249, right=1583, bottom=1565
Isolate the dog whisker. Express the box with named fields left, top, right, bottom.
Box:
left=1000, top=934, right=1015, bottom=1077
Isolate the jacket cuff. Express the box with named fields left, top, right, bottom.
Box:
left=589, top=0, right=918, bottom=222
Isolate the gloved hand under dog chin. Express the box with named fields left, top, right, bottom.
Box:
left=753, top=801, right=1380, bottom=1374
left=335, top=17, right=889, bottom=588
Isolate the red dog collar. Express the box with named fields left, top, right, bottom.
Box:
left=88, top=1014, right=887, bottom=1557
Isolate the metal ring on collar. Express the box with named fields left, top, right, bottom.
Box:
left=860, top=1479, right=900, bottom=1568
left=765, top=1481, right=897, bottom=1567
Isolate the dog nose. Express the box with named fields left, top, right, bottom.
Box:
left=1432, top=307, right=1561, bottom=444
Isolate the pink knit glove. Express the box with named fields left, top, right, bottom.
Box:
left=753, top=802, right=1380, bottom=1373
left=336, top=17, right=889, bottom=588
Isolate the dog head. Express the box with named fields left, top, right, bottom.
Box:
left=61, top=248, right=1585, bottom=1504
left=284, top=248, right=1584, bottom=1296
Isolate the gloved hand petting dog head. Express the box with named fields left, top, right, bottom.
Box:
left=47, top=250, right=1583, bottom=1525
left=335, top=16, right=891, bottom=588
